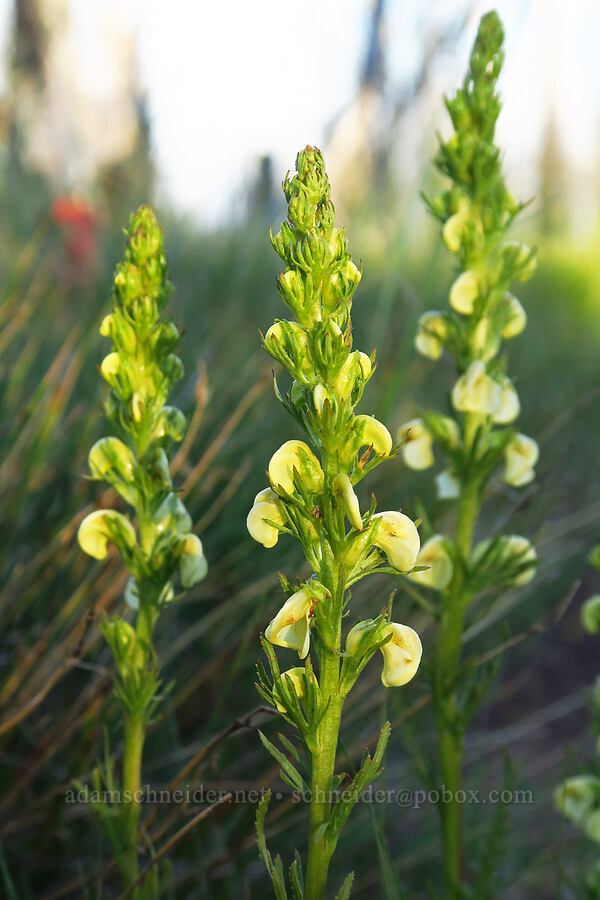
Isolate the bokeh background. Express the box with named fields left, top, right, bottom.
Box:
left=0, top=0, right=599, bottom=897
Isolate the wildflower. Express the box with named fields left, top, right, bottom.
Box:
left=415, top=311, right=448, bottom=360
left=265, top=587, right=313, bottom=659
left=501, top=293, right=527, bottom=338
left=372, top=511, right=420, bottom=571
left=451, top=360, right=502, bottom=415
left=346, top=620, right=422, bottom=686
left=398, top=418, right=434, bottom=470
left=503, top=433, right=539, bottom=487
left=247, top=488, right=287, bottom=548
left=178, top=534, right=208, bottom=587
left=268, top=440, right=324, bottom=495
left=472, top=534, right=537, bottom=586
left=407, top=535, right=453, bottom=590
left=449, top=270, right=480, bottom=314
left=78, top=509, right=136, bottom=560
left=355, top=415, right=393, bottom=456
left=273, top=667, right=320, bottom=713
left=493, top=376, right=520, bottom=424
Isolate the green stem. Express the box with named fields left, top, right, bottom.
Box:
left=122, top=709, right=145, bottom=885
left=305, top=647, right=344, bottom=900
left=120, top=590, right=155, bottom=890
left=434, top=413, right=481, bottom=897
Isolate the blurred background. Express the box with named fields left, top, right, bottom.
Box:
left=0, top=0, right=599, bottom=897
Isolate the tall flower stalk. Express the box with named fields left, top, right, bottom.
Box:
left=77, top=207, right=207, bottom=893
left=398, top=13, right=539, bottom=896
left=249, top=147, right=423, bottom=899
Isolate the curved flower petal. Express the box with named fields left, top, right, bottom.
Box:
left=355, top=415, right=393, bottom=457
left=503, top=433, right=539, bottom=487
left=178, top=533, right=208, bottom=587
left=398, top=418, right=434, bottom=470
left=333, top=473, right=362, bottom=531
left=435, top=468, right=461, bottom=500
left=247, top=494, right=286, bottom=548
left=372, top=511, right=420, bottom=571
left=451, top=360, right=502, bottom=415
left=78, top=509, right=136, bottom=560
left=407, top=535, right=453, bottom=590
left=501, top=293, right=527, bottom=338
left=268, top=440, right=324, bottom=495
left=493, top=377, right=520, bottom=424
left=265, top=587, right=313, bottom=659
left=380, top=623, right=423, bottom=687
left=449, top=270, right=480, bottom=314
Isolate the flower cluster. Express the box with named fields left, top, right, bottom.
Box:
left=397, top=11, right=538, bottom=587
left=248, top=147, right=421, bottom=683
left=78, top=206, right=207, bottom=622
left=251, top=147, right=422, bottom=897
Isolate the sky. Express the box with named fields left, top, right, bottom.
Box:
left=0, top=0, right=599, bottom=227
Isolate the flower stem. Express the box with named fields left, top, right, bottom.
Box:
left=305, top=647, right=343, bottom=900
left=434, top=414, right=480, bottom=897
left=122, top=709, right=145, bottom=886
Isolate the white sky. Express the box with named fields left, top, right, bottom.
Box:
left=0, top=0, right=599, bottom=226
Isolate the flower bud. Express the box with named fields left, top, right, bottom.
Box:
left=100, top=314, right=113, bottom=337
left=272, top=667, right=319, bottom=713
left=355, top=415, right=393, bottom=457
left=501, top=293, right=527, bottom=338
left=379, top=623, right=422, bottom=687
left=100, top=352, right=123, bottom=386
left=415, top=311, right=447, bottom=360
left=493, top=376, right=520, bottom=424
left=407, top=535, right=453, bottom=590
left=503, top=433, right=539, bottom=487
left=472, top=316, right=500, bottom=362
left=178, top=533, right=208, bottom=587
left=100, top=616, right=146, bottom=673
left=555, top=776, right=600, bottom=829
left=88, top=437, right=136, bottom=502
left=153, top=493, right=192, bottom=535
left=155, top=406, right=187, bottom=441
left=247, top=488, right=286, bottom=548
left=333, top=473, right=362, bottom=530
left=398, top=418, right=434, bottom=470
left=268, top=440, right=324, bottom=495
left=265, top=587, right=313, bottom=659
left=582, top=596, right=600, bottom=635
left=443, top=212, right=468, bottom=253
left=449, top=270, right=480, bottom=314
left=78, top=509, right=137, bottom=560
left=451, top=360, right=502, bottom=415
left=332, top=351, right=371, bottom=402
left=372, top=511, right=420, bottom=571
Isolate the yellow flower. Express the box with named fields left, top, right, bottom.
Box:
left=332, top=351, right=371, bottom=400
left=380, top=623, right=423, bottom=687
left=449, top=271, right=480, bottom=314
left=178, top=533, right=208, bottom=587
left=493, top=377, right=520, bottom=424
left=265, top=587, right=313, bottom=659
left=100, top=351, right=121, bottom=380
left=407, top=535, right=453, bottom=590
left=372, top=511, right=420, bottom=571
left=414, top=311, right=447, bottom=360
left=398, top=418, right=434, bottom=470
left=333, top=473, right=362, bottom=530
left=503, top=433, right=539, bottom=487
left=355, top=415, right=393, bottom=456
left=501, top=293, right=527, bottom=338
left=451, top=360, right=502, bottom=415
left=442, top=209, right=469, bottom=253
left=268, top=440, right=324, bottom=495
left=78, top=509, right=136, bottom=560
left=247, top=488, right=286, bottom=548
left=472, top=316, right=500, bottom=362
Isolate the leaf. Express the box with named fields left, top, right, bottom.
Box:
left=258, top=731, right=307, bottom=793
left=289, top=853, right=304, bottom=900
left=369, top=805, right=405, bottom=900
left=255, top=790, right=288, bottom=900
left=335, top=871, right=355, bottom=900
